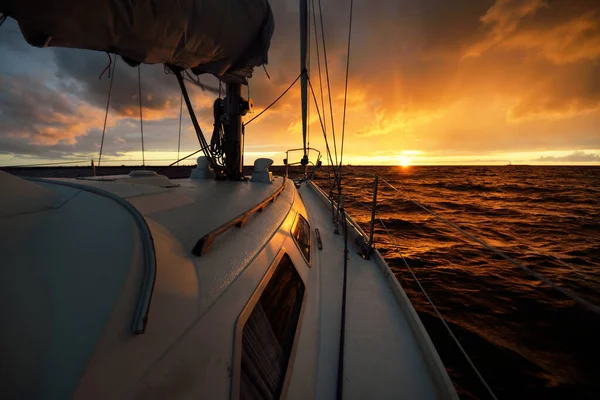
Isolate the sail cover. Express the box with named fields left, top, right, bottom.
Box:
left=0, top=0, right=274, bottom=77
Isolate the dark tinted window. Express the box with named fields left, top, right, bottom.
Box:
left=241, top=254, right=305, bottom=399
left=292, top=214, right=310, bottom=263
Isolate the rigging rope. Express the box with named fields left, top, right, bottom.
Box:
left=337, top=180, right=498, bottom=399
left=316, top=0, right=338, bottom=166
left=376, top=215, right=499, bottom=400
left=336, top=200, right=349, bottom=400
left=334, top=4, right=355, bottom=395
left=97, top=158, right=175, bottom=163
left=171, top=68, right=220, bottom=172
left=243, top=72, right=303, bottom=126
left=262, top=65, right=271, bottom=80
left=339, top=0, right=354, bottom=170
left=506, top=239, right=585, bottom=273
left=138, top=65, right=146, bottom=167
left=157, top=148, right=204, bottom=175
left=342, top=166, right=584, bottom=273
left=177, top=94, right=183, bottom=165
left=164, top=65, right=220, bottom=94
left=1, top=160, right=89, bottom=168
left=309, top=1, right=337, bottom=193
left=311, top=0, right=328, bottom=140
left=98, top=52, right=113, bottom=81
left=185, top=70, right=220, bottom=94
left=308, top=79, right=337, bottom=174
left=307, top=0, right=311, bottom=159
left=330, top=0, right=355, bottom=230
left=98, top=55, right=117, bottom=167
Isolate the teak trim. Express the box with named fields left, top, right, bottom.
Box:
left=191, top=181, right=286, bottom=256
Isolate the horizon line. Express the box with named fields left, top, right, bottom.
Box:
left=2, top=163, right=600, bottom=168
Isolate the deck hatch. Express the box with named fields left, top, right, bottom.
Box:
left=239, top=253, right=305, bottom=399
left=291, top=213, right=311, bottom=265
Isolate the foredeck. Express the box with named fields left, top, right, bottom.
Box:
left=1, top=169, right=456, bottom=399
left=1, top=172, right=299, bottom=399
left=295, top=181, right=457, bottom=400
left=63, top=175, right=286, bottom=246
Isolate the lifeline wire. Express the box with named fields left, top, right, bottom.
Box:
left=98, top=55, right=117, bottom=167
left=138, top=65, right=146, bottom=166
left=378, top=175, right=600, bottom=316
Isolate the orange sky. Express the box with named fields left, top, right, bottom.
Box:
left=1, top=0, right=599, bottom=166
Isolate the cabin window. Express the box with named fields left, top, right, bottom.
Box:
left=291, top=213, right=311, bottom=264
left=240, top=254, right=305, bottom=399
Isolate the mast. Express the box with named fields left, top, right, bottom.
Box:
left=300, top=0, right=309, bottom=169
left=223, top=83, right=244, bottom=180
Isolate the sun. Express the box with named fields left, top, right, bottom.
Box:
left=399, top=155, right=411, bottom=167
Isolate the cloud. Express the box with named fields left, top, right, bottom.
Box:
left=1, top=0, right=600, bottom=164
left=465, top=0, right=548, bottom=57
left=0, top=16, right=218, bottom=159
left=465, top=0, right=600, bottom=65
left=51, top=47, right=215, bottom=122
left=355, top=108, right=445, bottom=137
left=501, top=10, right=600, bottom=64
left=458, top=0, right=600, bottom=123
left=0, top=69, right=206, bottom=159
left=533, top=151, right=600, bottom=162
left=0, top=75, right=108, bottom=146
left=507, top=61, right=600, bottom=121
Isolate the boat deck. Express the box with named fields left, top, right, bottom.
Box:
left=294, top=181, right=456, bottom=400
left=1, top=169, right=456, bottom=399
left=67, top=175, right=286, bottom=249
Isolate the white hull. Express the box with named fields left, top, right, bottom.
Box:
left=0, top=170, right=456, bottom=399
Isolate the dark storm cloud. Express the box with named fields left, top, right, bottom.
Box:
left=52, top=48, right=182, bottom=116
left=0, top=74, right=86, bottom=146
left=0, top=16, right=218, bottom=158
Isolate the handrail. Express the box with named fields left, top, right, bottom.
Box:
left=284, top=147, right=322, bottom=181
left=366, top=174, right=378, bottom=259
left=191, top=180, right=286, bottom=256
left=309, top=173, right=497, bottom=399
left=285, top=147, right=322, bottom=159
left=25, top=178, right=156, bottom=334
left=309, top=178, right=367, bottom=240
left=313, top=167, right=600, bottom=398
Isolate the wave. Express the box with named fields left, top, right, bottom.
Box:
left=316, top=165, right=600, bottom=399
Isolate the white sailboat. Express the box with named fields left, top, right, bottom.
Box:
left=0, top=0, right=457, bottom=398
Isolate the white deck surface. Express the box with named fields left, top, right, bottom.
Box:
left=70, top=176, right=298, bottom=399
left=1, top=170, right=455, bottom=399
left=0, top=180, right=144, bottom=398
left=298, top=182, right=456, bottom=400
